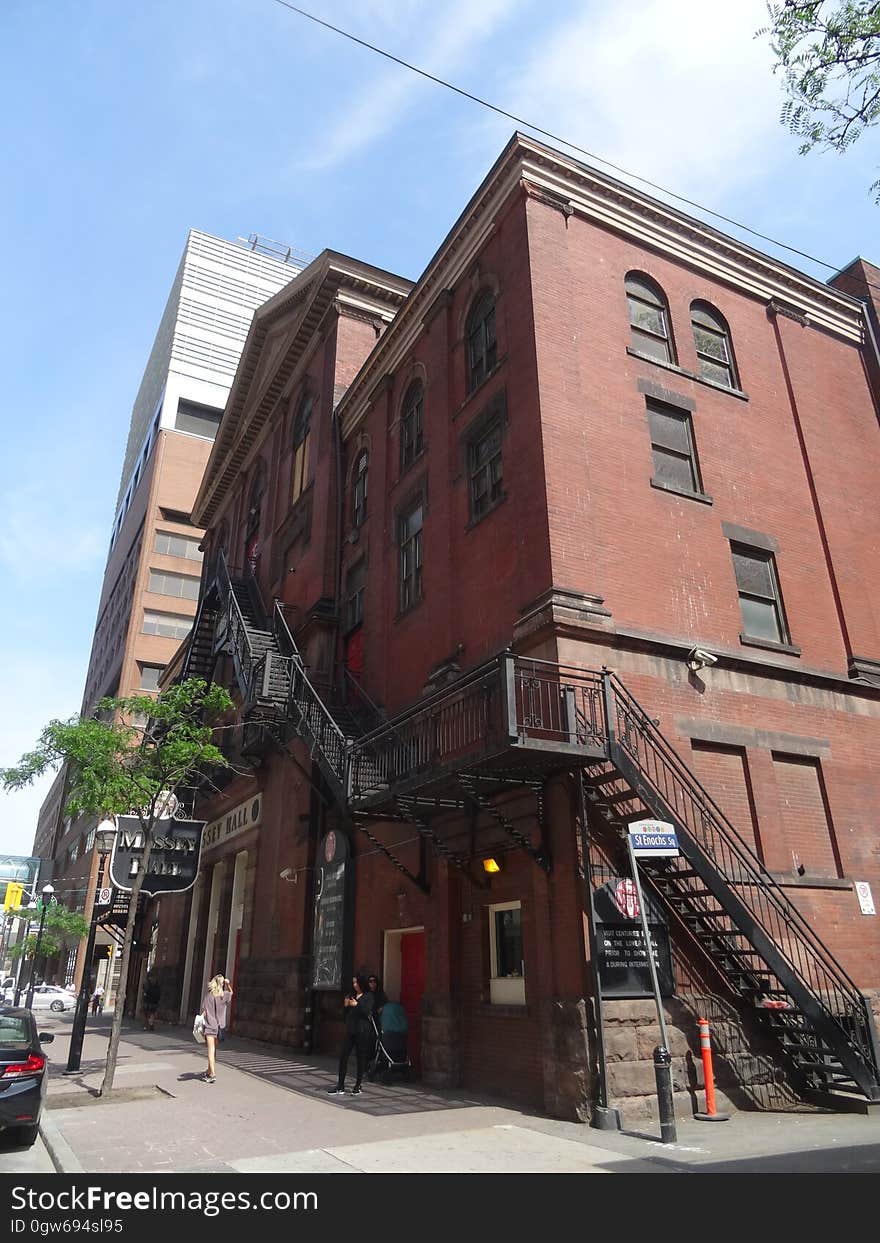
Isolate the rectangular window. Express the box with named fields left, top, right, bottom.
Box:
left=174, top=399, right=222, bottom=439
left=398, top=501, right=423, bottom=612
left=345, top=560, right=366, bottom=632
left=470, top=422, right=503, bottom=520
left=147, top=570, right=201, bottom=601
left=488, top=901, right=525, bottom=1005
left=154, top=531, right=203, bottom=560
left=138, top=664, right=163, bottom=691
left=731, top=544, right=788, bottom=644
left=143, top=610, right=194, bottom=640
left=647, top=402, right=701, bottom=494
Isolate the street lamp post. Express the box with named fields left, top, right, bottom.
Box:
left=23, top=885, right=56, bottom=1011
left=65, top=818, right=117, bottom=1075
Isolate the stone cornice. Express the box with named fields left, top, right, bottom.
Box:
left=337, top=134, right=866, bottom=438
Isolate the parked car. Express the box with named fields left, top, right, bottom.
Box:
left=29, top=985, right=75, bottom=1013
left=0, top=1007, right=54, bottom=1145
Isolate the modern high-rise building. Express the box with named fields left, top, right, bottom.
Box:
left=35, top=230, right=305, bottom=994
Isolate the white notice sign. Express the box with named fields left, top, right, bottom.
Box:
left=854, top=881, right=876, bottom=916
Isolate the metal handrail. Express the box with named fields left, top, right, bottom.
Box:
left=606, top=672, right=877, bottom=1072
left=340, top=667, right=386, bottom=734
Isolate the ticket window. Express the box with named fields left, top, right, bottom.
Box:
left=488, top=901, right=525, bottom=1005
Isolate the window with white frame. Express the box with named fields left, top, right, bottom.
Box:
left=488, top=900, right=525, bottom=1005
left=143, top=611, right=193, bottom=640
left=154, top=531, right=203, bottom=561
left=147, top=570, right=201, bottom=600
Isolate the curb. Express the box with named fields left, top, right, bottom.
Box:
left=40, top=1110, right=84, bottom=1174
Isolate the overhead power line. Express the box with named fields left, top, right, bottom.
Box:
left=270, top=0, right=868, bottom=289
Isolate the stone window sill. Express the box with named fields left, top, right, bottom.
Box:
left=627, top=348, right=749, bottom=400
left=650, top=478, right=713, bottom=505
left=739, top=633, right=801, bottom=657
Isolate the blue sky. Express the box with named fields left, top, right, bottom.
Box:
left=0, top=0, right=877, bottom=857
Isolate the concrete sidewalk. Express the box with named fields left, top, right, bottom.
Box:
left=34, top=1012, right=880, bottom=1174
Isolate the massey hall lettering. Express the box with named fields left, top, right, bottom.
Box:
left=119, top=829, right=197, bottom=877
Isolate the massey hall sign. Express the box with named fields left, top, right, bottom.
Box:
left=109, top=815, right=205, bottom=897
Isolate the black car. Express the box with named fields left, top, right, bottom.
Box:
left=0, top=1007, right=54, bottom=1146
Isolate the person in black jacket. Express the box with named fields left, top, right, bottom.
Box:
left=327, top=974, right=374, bottom=1096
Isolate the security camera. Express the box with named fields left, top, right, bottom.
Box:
left=687, top=647, right=718, bottom=671
left=279, top=868, right=292, bottom=881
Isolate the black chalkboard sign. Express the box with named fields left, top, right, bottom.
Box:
left=595, top=921, right=674, bottom=998
left=593, top=876, right=674, bottom=999
left=311, top=830, right=351, bottom=990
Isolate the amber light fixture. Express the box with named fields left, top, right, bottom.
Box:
left=482, top=857, right=502, bottom=874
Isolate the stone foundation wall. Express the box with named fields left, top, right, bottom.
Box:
left=227, top=955, right=310, bottom=1045
left=540, top=998, right=593, bottom=1122
left=603, top=994, right=797, bottom=1123
left=421, top=992, right=461, bottom=1088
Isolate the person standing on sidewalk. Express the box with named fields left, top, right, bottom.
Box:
left=200, top=974, right=232, bottom=1083
left=327, top=973, right=374, bottom=1097
left=142, top=973, right=161, bottom=1031
left=90, top=984, right=104, bottom=1015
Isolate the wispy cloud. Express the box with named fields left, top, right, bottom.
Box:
left=294, top=0, right=524, bottom=171
left=493, top=0, right=783, bottom=203
left=0, top=657, right=85, bottom=858
left=0, top=484, right=105, bottom=581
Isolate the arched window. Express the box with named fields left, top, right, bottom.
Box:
left=625, top=273, right=674, bottom=363
left=352, top=450, right=369, bottom=527
left=292, top=393, right=313, bottom=503
left=466, top=290, right=497, bottom=392
left=691, top=302, right=737, bottom=389
left=400, top=381, right=424, bottom=471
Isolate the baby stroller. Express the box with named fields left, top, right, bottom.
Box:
left=367, top=1001, right=411, bottom=1081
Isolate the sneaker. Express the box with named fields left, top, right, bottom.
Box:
left=326, top=1086, right=346, bottom=1095
left=351, top=1085, right=362, bottom=1096
left=204, top=1074, right=216, bottom=1083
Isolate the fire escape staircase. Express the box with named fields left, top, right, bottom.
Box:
left=581, top=671, right=880, bottom=1107
left=185, top=580, right=880, bottom=1107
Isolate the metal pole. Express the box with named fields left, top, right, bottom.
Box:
left=24, top=904, right=48, bottom=1011
left=577, top=774, right=619, bottom=1130
left=626, top=834, right=676, bottom=1143
left=65, top=903, right=101, bottom=1074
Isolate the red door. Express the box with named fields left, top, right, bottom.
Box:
left=344, top=629, right=364, bottom=686
left=399, top=930, right=425, bottom=1073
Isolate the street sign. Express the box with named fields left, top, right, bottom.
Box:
left=96, top=888, right=113, bottom=907
left=628, top=819, right=679, bottom=858
left=855, top=881, right=876, bottom=916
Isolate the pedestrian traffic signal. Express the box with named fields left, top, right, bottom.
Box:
left=3, top=882, right=24, bottom=911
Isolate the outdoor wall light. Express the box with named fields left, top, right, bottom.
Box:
left=482, top=857, right=502, bottom=874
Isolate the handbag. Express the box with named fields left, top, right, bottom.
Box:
left=192, top=1013, right=206, bottom=1044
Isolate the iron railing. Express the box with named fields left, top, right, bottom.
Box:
left=604, top=671, right=880, bottom=1085
left=349, top=653, right=606, bottom=798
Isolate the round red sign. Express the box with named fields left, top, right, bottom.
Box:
left=613, top=878, right=640, bottom=919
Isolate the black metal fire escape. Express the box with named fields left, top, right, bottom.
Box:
left=185, top=566, right=880, bottom=1107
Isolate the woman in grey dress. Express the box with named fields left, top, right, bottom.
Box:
left=200, top=974, right=233, bottom=1083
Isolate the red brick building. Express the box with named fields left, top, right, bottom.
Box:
left=154, top=135, right=880, bottom=1122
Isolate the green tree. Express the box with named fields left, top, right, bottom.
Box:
left=763, top=2, right=880, bottom=195
left=8, top=901, right=90, bottom=966
left=1, top=678, right=233, bottom=1095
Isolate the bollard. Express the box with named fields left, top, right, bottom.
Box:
left=694, top=1017, right=730, bottom=1122
left=653, top=1045, right=677, bottom=1144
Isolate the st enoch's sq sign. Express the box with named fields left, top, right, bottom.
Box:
left=109, top=815, right=205, bottom=897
